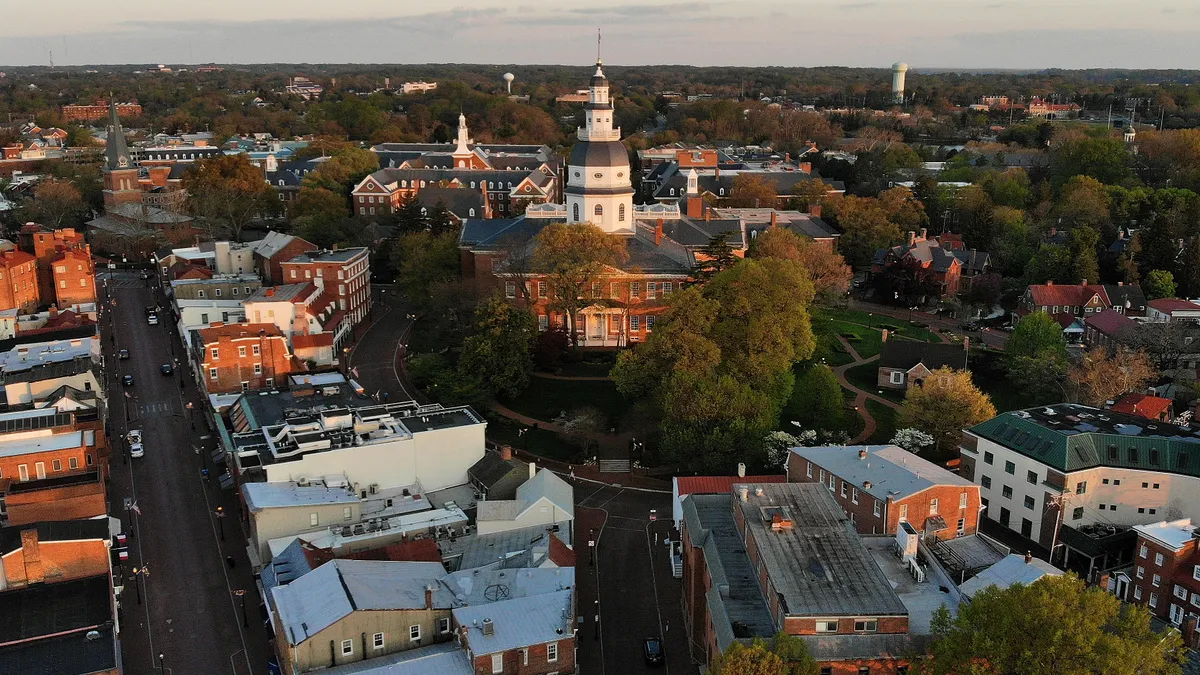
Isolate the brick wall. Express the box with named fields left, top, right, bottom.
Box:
left=469, top=638, right=574, bottom=675
left=198, top=333, right=295, bottom=394
left=887, top=485, right=980, bottom=540
left=0, top=446, right=95, bottom=485
left=0, top=250, right=39, bottom=313
left=5, top=476, right=107, bottom=526
left=51, top=249, right=96, bottom=307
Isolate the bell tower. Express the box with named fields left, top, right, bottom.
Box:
left=102, top=98, right=141, bottom=210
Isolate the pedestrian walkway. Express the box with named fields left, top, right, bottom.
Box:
left=832, top=335, right=902, bottom=444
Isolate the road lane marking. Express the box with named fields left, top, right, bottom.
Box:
left=644, top=519, right=671, bottom=675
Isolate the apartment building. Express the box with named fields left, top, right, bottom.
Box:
left=787, top=445, right=981, bottom=539
left=960, top=404, right=1200, bottom=554
left=191, top=322, right=298, bottom=394
left=1124, top=519, right=1200, bottom=632
left=0, top=249, right=40, bottom=313
left=280, top=247, right=371, bottom=347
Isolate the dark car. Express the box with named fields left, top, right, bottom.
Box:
left=643, top=637, right=664, bottom=666
left=122, top=374, right=134, bottom=386
left=961, top=321, right=981, bottom=332
left=118, top=349, right=130, bottom=360
left=160, top=363, right=174, bottom=375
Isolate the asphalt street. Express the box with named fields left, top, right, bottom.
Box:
left=101, top=271, right=273, bottom=675
left=574, top=483, right=697, bottom=675
left=347, top=286, right=417, bottom=403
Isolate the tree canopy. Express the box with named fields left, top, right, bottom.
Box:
left=748, top=226, right=852, bottom=302
left=182, top=153, right=279, bottom=237
left=926, top=574, right=1183, bottom=675
left=531, top=222, right=628, bottom=344
left=898, top=366, right=996, bottom=455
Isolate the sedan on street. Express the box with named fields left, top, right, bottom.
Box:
left=122, top=374, right=134, bottom=386
left=643, top=637, right=665, bottom=666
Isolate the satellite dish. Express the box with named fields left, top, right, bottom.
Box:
left=503, top=72, right=515, bottom=94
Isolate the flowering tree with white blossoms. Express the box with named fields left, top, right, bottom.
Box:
left=891, top=427, right=935, bottom=453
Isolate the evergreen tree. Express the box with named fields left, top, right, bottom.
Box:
left=694, top=231, right=738, bottom=281
left=394, top=192, right=427, bottom=234
left=428, top=200, right=456, bottom=236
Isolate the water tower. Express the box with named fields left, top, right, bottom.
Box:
left=891, top=62, right=908, bottom=105
left=503, top=72, right=515, bottom=94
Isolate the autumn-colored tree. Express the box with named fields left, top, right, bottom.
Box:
left=183, top=153, right=279, bottom=238
left=293, top=186, right=347, bottom=220
left=531, top=222, right=628, bottom=345
left=877, top=186, right=928, bottom=231
left=711, top=633, right=819, bottom=675
left=728, top=173, right=779, bottom=208
left=825, top=194, right=903, bottom=267
left=25, top=178, right=87, bottom=228
left=694, top=231, right=739, bottom=281
left=899, top=366, right=996, bottom=456
left=748, top=226, right=851, bottom=302
left=1067, top=347, right=1158, bottom=407
left=301, top=147, right=379, bottom=198
left=1054, top=175, right=1111, bottom=231
left=926, top=574, right=1183, bottom=675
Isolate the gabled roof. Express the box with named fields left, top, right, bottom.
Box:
left=957, top=553, right=1061, bottom=599
left=1111, top=393, right=1172, bottom=420
left=1084, top=310, right=1136, bottom=338
left=1148, top=298, right=1200, bottom=314
left=416, top=186, right=485, bottom=219
left=877, top=340, right=968, bottom=372
left=1027, top=283, right=1110, bottom=309
left=453, top=589, right=574, bottom=656
left=789, top=445, right=973, bottom=502
left=468, top=451, right=526, bottom=490
left=516, top=469, right=574, bottom=519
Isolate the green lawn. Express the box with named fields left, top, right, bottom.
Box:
left=499, top=377, right=631, bottom=428
left=816, top=307, right=941, bottom=343
left=486, top=414, right=579, bottom=463
left=866, top=399, right=898, bottom=444
left=844, top=362, right=906, bottom=403
left=828, top=320, right=884, bottom=358
left=547, top=359, right=613, bottom=378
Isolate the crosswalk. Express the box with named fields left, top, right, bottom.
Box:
left=137, top=401, right=179, bottom=416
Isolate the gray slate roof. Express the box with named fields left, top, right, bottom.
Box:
left=877, top=340, right=969, bottom=372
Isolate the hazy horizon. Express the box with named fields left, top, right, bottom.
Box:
left=2, top=0, right=1199, bottom=70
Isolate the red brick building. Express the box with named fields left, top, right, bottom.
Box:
left=251, top=231, right=317, bottom=285
left=0, top=421, right=104, bottom=486
left=871, top=229, right=991, bottom=299
left=61, top=101, right=141, bottom=122
left=192, top=322, right=299, bottom=394
left=680, top=482, right=921, bottom=673
left=49, top=248, right=96, bottom=307
left=280, top=247, right=371, bottom=346
left=0, top=249, right=40, bottom=313
left=453, top=590, right=576, bottom=675
left=1123, top=519, right=1200, bottom=638
left=1, top=470, right=107, bottom=526
left=787, top=445, right=981, bottom=539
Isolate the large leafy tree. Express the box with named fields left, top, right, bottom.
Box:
left=1006, top=312, right=1069, bottom=401
left=826, top=194, right=904, bottom=268
left=711, top=633, right=819, bottom=675
left=749, top=226, right=851, bottom=302
left=926, top=574, right=1183, bottom=675
left=728, top=172, right=778, bottom=208
left=24, top=177, right=87, bottom=228
left=613, top=258, right=815, bottom=470
left=1068, top=347, right=1157, bottom=407
left=456, top=294, right=538, bottom=399
left=531, top=222, right=628, bottom=345
left=1142, top=269, right=1176, bottom=301
left=785, top=364, right=846, bottom=434
left=694, top=231, right=739, bottom=281
left=1049, top=130, right=1135, bottom=187
left=899, top=366, right=996, bottom=455
left=391, top=230, right=461, bottom=315
left=183, top=153, right=279, bottom=238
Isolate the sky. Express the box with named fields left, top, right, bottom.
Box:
left=2, top=0, right=1200, bottom=70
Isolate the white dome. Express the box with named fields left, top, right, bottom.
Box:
left=502, top=73, right=515, bottom=82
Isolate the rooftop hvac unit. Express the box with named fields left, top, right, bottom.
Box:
left=297, top=477, right=310, bottom=487
left=341, top=527, right=351, bottom=537
left=482, top=619, right=494, bottom=636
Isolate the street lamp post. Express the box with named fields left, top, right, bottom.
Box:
left=216, top=506, right=225, bottom=541
left=158, top=652, right=166, bottom=674
left=234, top=589, right=248, bottom=628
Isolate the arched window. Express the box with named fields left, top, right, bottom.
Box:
left=619, top=204, right=626, bottom=222
left=573, top=203, right=580, bottom=222
left=420, top=207, right=427, bottom=216
left=401, top=180, right=407, bottom=187
left=594, top=204, right=603, bottom=218
left=457, top=160, right=465, bottom=168
left=719, top=188, right=725, bottom=196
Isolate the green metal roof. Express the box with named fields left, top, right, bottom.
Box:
left=967, top=404, right=1200, bottom=477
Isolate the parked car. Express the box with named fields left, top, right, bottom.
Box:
left=147, top=313, right=159, bottom=326
left=160, top=363, right=173, bottom=375
left=643, top=637, right=664, bottom=666
left=961, top=321, right=981, bottom=332
left=127, top=429, right=144, bottom=458
left=118, top=349, right=130, bottom=360
left=122, top=374, right=134, bottom=386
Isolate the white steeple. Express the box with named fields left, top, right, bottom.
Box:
left=452, top=112, right=472, bottom=162
left=578, top=60, right=620, bottom=143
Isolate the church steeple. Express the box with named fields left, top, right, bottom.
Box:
left=104, top=97, right=130, bottom=171
left=452, top=112, right=472, bottom=160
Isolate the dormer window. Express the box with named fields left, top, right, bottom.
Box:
left=469, top=208, right=475, bottom=216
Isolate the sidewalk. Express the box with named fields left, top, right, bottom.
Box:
left=831, top=335, right=901, bottom=444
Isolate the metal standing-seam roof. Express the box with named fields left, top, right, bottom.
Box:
left=453, top=589, right=574, bottom=656
left=788, top=445, right=972, bottom=503
left=966, top=403, right=1200, bottom=475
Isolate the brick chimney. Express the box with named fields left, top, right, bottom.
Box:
left=425, top=584, right=434, bottom=609
left=808, top=203, right=822, bottom=218
left=799, top=161, right=812, bottom=174
left=769, top=211, right=778, bottom=228
left=906, top=231, right=916, bottom=247
left=265, top=287, right=275, bottom=297
left=21, top=528, right=43, bottom=584
left=686, top=194, right=704, bottom=219
left=499, top=445, right=513, bottom=461
left=655, top=219, right=663, bottom=246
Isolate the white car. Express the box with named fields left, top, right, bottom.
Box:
left=147, top=314, right=159, bottom=326
left=127, top=429, right=144, bottom=458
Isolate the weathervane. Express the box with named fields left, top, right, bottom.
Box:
left=597, top=29, right=602, bottom=65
